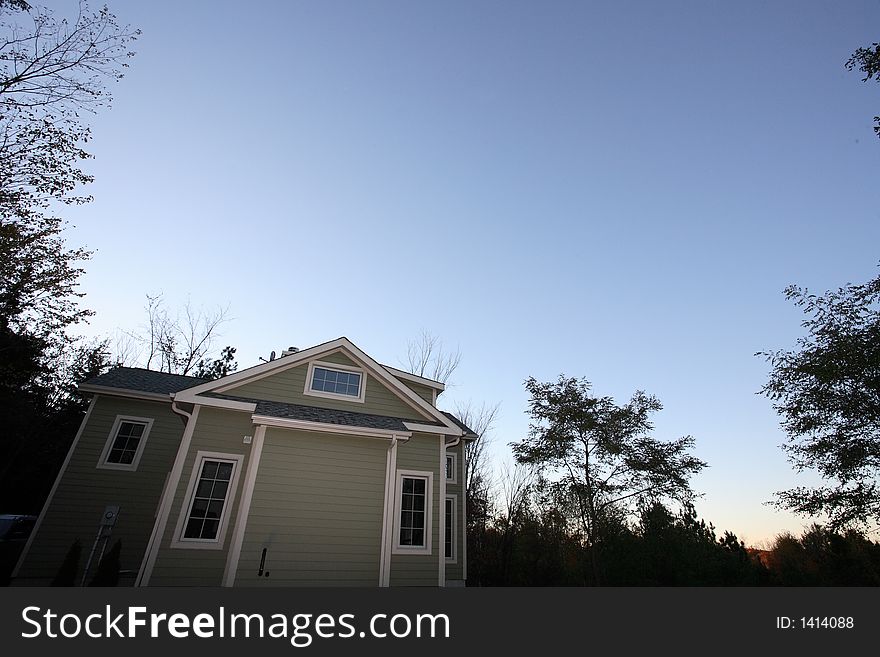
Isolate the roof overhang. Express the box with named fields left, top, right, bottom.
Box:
left=175, top=337, right=464, bottom=436
left=252, top=414, right=412, bottom=440
left=77, top=384, right=171, bottom=403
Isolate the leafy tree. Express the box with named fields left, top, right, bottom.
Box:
left=511, top=376, right=707, bottom=583
left=0, top=1, right=136, bottom=512
left=193, top=345, right=238, bottom=380
left=758, top=269, right=880, bottom=530
left=846, top=41, right=880, bottom=139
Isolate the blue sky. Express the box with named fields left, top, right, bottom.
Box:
left=52, top=0, right=880, bottom=544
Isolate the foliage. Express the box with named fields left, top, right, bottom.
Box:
left=758, top=269, right=880, bottom=529
left=846, top=42, right=880, bottom=139
left=763, top=525, right=880, bottom=586
left=511, top=376, right=706, bottom=582
left=0, top=0, right=135, bottom=513
left=88, top=539, right=121, bottom=586
left=193, top=345, right=238, bottom=380
left=50, top=539, right=81, bottom=586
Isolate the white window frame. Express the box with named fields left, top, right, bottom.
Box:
left=392, top=469, right=433, bottom=556
left=171, top=451, right=244, bottom=550
left=303, top=360, right=367, bottom=404
left=445, top=494, right=457, bottom=563
left=97, top=415, right=155, bottom=472
left=445, top=453, right=457, bottom=484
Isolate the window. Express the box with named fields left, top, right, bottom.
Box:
left=392, top=470, right=433, bottom=555
left=172, top=451, right=243, bottom=549
left=304, top=360, right=366, bottom=403
left=445, top=453, right=457, bottom=483
left=445, top=495, right=457, bottom=562
left=97, top=416, right=154, bottom=471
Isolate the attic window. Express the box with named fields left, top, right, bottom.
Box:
left=304, top=360, right=366, bottom=403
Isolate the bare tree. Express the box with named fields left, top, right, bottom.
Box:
left=453, top=400, right=500, bottom=493
left=405, top=330, right=461, bottom=385
left=118, top=294, right=235, bottom=377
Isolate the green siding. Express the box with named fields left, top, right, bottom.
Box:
left=14, top=395, right=184, bottom=586
left=235, top=428, right=387, bottom=587
left=390, top=433, right=442, bottom=587
left=226, top=361, right=428, bottom=420
left=148, top=407, right=256, bottom=586
left=319, top=351, right=358, bottom=367
left=398, top=379, right=435, bottom=405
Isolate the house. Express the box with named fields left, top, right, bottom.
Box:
left=12, top=337, right=476, bottom=587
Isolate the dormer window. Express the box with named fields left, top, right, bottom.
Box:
left=304, top=360, right=366, bottom=403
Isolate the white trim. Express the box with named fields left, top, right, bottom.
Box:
left=77, top=384, right=170, bottom=402
left=462, top=444, right=467, bottom=581
left=96, top=415, right=155, bottom=472
left=175, top=337, right=460, bottom=431
left=382, top=365, right=445, bottom=391
left=391, top=469, right=434, bottom=556
left=12, top=396, right=97, bottom=580
left=444, top=494, right=458, bottom=564
left=439, top=436, right=446, bottom=586
left=170, top=450, right=244, bottom=550
left=303, top=359, right=367, bottom=404
left=445, top=452, right=457, bottom=484
left=403, top=422, right=455, bottom=435
left=222, top=425, right=266, bottom=586
left=136, top=404, right=201, bottom=586
left=188, top=395, right=256, bottom=412
left=251, top=415, right=410, bottom=440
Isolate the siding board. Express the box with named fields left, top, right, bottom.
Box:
left=13, top=396, right=184, bottom=586
left=234, top=428, right=387, bottom=587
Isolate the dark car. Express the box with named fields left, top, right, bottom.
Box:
left=0, top=514, right=37, bottom=585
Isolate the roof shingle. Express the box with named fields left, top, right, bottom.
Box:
left=83, top=367, right=207, bottom=395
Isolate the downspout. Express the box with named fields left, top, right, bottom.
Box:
left=135, top=396, right=193, bottom=587
left=171, top=399, right=192, bottom=424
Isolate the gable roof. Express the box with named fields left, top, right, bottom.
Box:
left=174, top=337, right=463, bottom=435
left=82, top=367, right=207, bottom=395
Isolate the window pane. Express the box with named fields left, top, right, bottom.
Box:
left=445, top=498, right=454, bottom=558
left=184, top=459, right=234, bottom=541
left=106, top=421, right=147, bottom=464
left=398, top=476, right=428, bottom=548
left=201, top=519, right=219, bottom=539
left=311, top=367, right=361, bottom=397
left=184, top=518, right=203, bottom=539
